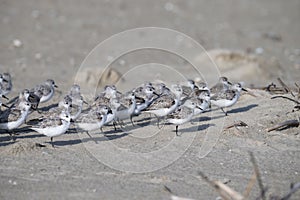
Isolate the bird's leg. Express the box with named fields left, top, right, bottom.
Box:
left=85, top=131, right=93, bottom=138
left=51, top=137, right=55, bottom=148
left=221, top=108, right=228, bottom=116
left=113, top=121, right=117, bottom=131
left=9, top=131, right=16, bottom=142
left=175, top=125, right=179, bottom=136
left=154, top=115, right=162, bottom=128
left=85, top=131, right=98, bottom=144
left=130, top=115, right=135, bottom=126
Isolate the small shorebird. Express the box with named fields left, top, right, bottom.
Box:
left=75, top=105, right=112, bottom=136
left=0, top=73, right=12, bottom=96
left=31, top=79, right=58, bottom=103
left=30, top=110, right=73, bottom=147
left=210, top=83, right=246, bottom=116
left=114, top=92, right=136, bottom=126
left=0, top=100, right=31, bottom=140
left=145, top=84, right=182, bottom=118
left=133, top=85, right=158, bottom=116
left=94, top=85, right=121, bottom=105
left=192, top=90, right=211, bottom=116
left=210, top=77, right=231, bottom=97
left=167, top=99, right=200, bottom=136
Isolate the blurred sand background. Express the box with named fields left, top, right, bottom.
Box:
left=0, top=0, right=299, bottom=199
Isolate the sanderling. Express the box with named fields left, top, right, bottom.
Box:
left=104, top=98, right=120, bottom=127
left=75, top=105, right=112, bottom=136
left=94, top=85, right=121, bottom=104
left=152, top=82, right=168, bottom=96
left=0, top=100, right=31, bottom=140
left=0, top=73, right=12, bottom=96
left=11, top=89, right=41, bottom=110
left=31, top=79, right=58, bottom=103
left=0, top=95, right=9, bottom=112
left=133, top=85, right=158, bottom=115
left=167, top=99, right=200, bottom=136
left=144, top=84, right=182, bottom=118
left=30, top=110, right=73, bottom=147
left=192, top=90, right=211, bottom=115
left=115, top=92, right=136, bottom=125
left=181, top=79, right=199, bottom=98
left=210, top=76, right=231, bottom=96
left=210, top=83, right=246, bottom=116
left=68, top=84, right=81, bottom=97
left=40, top=95, right=73, bottom=118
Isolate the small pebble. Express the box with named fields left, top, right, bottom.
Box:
left=13, top=39, right=22, bottom=48
left=255, top=47, right=264, bottom=55
left=31, top=10, right=40, bottom=19
left=164, top=2, right=174, bottom=11
left=107, top=56, right=114, bottom=62
left=119, top=59, right=126, bottom=66
left=35, top=53, right=42, bottom=60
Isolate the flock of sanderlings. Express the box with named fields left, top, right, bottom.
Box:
left=0, top=72, right=247, bottom=147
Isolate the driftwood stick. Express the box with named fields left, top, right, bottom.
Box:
left=271, top=96, right=300, bottom=105
left=266, top=120, right=299, bottom=132
left=198, top=172, right=244, bottom=200
left=277, top=78, right=290, bottom=93
left=281, top=182, right=300, bottom=200
left=243, top=172, right=257, bottom=199
left=249, top=152, right=266, bottom=200
left=225, top=120, right=248, bottom=130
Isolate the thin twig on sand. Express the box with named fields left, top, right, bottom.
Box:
left=271, top=96, right=300, bottom=105
left=163, top=186, right=195, bottom=200
left=249, top=152, right=267, bottom=200
left=224, top=120, right=248, bottom=130
left=280, top=182, right=300, bottom=200
left=243, top=172, right=257, bottom=199
left=266, top=119, right=299, bottom=132
left=277, top=78, right=291, bottom=94
left=198, top=172, right=244, bottom=200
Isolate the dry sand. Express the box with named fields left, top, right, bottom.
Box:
left=0, top=0, right=300, bottom=199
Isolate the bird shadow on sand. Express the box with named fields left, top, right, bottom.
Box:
left=0, top=127, right=43, bottom=145
left=0, top=141, right=15, bottom=147
left=227, top=104, right=258, bottom=114
left=173, top=123, right=215, bottom=134
left=0, top=134, right=15, bottom=146
left=50, top=132, right=129, bottom=146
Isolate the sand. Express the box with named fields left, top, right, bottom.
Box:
left=0, top=0, right=300, bottom=199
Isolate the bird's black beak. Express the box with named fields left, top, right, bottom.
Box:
left=70, top=119, right=75, bottom=123
left=83, top=100, right=89, bottom=105
left=228, top=81, right=232, bottom=85
left=196, top=106, right=203, bottom=110
left=2, top=103, right=9, bottom=108
left=153, top=91, right=160, bottom=97
left=242, top=88, right=248, bottom=92
left=2, top=95, right=9, bottom=100
left=108, top=109, right=113, bottom=114
left=54, top=85, right=58, bottom=88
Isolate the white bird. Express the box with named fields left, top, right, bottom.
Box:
left=167, top=99, right=200, bottom=136
left=31, top=79, right=58, bottom=103
left=133, top=85, right=158, bottom=115
left=30, top=110, right=73, bottom=147
left=0, top=73, right=12, bottom=96
left=210, top=83, right=246, bottom=116
left=75, top=105, right=112, bottom=134
left=192, top=90, right=211, bottom=115
left=115, top=92, right=136, bottom=126
left=144, top=84, right=182, bottom=118
left=210, top=76, right=231, bottom=97
left=0, top=100, right=31, bottom=140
